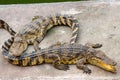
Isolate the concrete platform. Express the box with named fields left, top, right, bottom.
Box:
left=0, top=1, right=120, bottom=80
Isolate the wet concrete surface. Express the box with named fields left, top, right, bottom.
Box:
left=0, top=1, right=120, bottom=80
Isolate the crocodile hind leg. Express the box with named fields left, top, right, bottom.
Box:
left=45, top=53, right=69, bottom=71
left=76, top=58, right=91, bottom=74
left=85, top=42, right=102, bottom=49
left=53, top=60, right=70, bottom=71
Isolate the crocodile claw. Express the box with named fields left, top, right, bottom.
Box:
left=83, top=68, right=91, bottom=74
left=92, top=43, right=102, bottom=48
left=63, top=65, right=70, bottom=71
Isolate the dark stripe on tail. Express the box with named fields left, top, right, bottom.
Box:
left=0, top=19, right=16, bottom=36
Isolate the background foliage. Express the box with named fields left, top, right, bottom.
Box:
left=0, top=0, right=86, bottom=4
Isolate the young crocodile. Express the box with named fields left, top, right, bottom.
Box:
left=0, top=14, right=79, bottom=56
left=2, top=37, right=117, bottom=74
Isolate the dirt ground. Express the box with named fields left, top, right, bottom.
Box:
left=0, top=1, right=120, bottom=80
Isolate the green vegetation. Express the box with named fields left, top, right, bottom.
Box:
left=0, top=0, right=84, bottom=4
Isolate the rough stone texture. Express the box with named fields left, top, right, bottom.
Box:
left=0, top=1, right=120, bottom=80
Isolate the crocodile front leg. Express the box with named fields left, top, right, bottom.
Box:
left=76, top=58, right=91, bottom=74
left=33, top=41, right=41, bottom=52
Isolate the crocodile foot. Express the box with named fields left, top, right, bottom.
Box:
left=92, top=43, right=102, bottom=48
left=53, top=60, right=70, bottom=71
left=58, top=64, right=69, bottom=71
left=54, top=64, right=70, bottom=71
left=83, top=68, right=91, bottom=74
left=85, top=42, right=102, bottom=48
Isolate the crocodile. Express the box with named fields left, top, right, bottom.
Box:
left=1, top=37, right=117, bottom=74
left=0, top=14, right=79, bottom=56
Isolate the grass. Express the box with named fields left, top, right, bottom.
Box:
left=0, top=0, right=84, bottom=4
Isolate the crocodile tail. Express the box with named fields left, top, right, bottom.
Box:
left=0, top=19, right=16, bottom=36
left=2, top=37, right=44, bottom=66
left=48, top=14, right=79, bottom=44
left=68, top=16, right=79, bottom=44
left=61, top=15, right=79, bottom=44
left=2, top=37, right=18, bottom=65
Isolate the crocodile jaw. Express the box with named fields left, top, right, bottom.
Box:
left=87, top=57, right=116, bottom=73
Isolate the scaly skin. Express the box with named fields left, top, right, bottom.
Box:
left=2, top=37, right=117, bottom=74
left=0, top=14, right=79, bottom=56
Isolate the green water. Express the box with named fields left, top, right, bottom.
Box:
left=0, top=0, right=85, bottom=4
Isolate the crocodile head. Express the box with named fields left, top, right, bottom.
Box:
left=9, top=35, right=28, bottom=56
left=87, top=50, right=117, bottom=73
